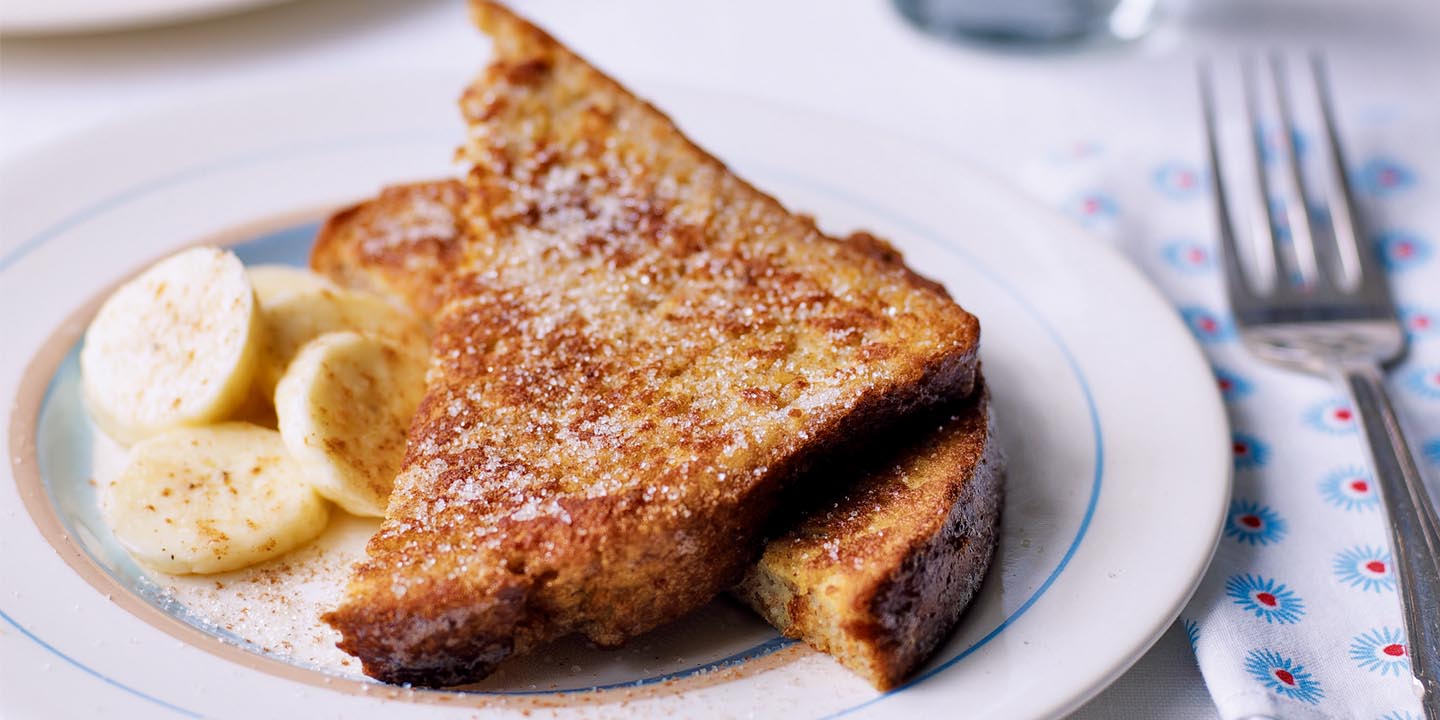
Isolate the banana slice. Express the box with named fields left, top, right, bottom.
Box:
left=81, top=246, right=261, bottom=445
left=104, top=423, right=330, bottom=574
left=239, top=264, right=342, bottom=423
left=252, top=270, right=427, bottom=400
left=275, top=331, right=427, bottom=517
left=247, top=264, right=339, bottom=301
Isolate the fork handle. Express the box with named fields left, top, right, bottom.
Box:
left=1336, top=362, right=1440, bottom=717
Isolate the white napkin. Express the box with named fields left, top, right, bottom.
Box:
left=1018, top=109, right=1437, bottom=719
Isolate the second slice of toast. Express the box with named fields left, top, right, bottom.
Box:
left=736, top=385, right=1002, bottom=690
left=321, top=1, right=983, bottom=687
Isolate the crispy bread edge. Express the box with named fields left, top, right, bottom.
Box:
left=734, top=385, right=1004, bottom=690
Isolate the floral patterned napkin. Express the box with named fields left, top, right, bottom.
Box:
left=1020, top=107, right=1437, bottom=719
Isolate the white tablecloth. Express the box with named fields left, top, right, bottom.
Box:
left=4, top=1, right=1437, bottom=716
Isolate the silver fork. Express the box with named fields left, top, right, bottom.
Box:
left=1200, top=55, right=1440, bottom=716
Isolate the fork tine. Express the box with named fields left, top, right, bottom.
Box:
left=1198, top=59, right=1258, bottom=303
left=1311, top=54, right=1387, bottom=302
left=1241, top=56, right=1292, bottom=293
left=1267, top=53, right=1325, bottom=288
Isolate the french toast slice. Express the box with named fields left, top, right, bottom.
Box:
left=312, top=179, right=468, bottom=319
left=735, top=384, right=1002, bottom=690
left=321, top=1, right=982, bottom=687
left=315, top=182, right=1004, bottom=690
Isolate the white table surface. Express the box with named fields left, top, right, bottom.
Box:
left=3, top=1, right=1437, bottom=717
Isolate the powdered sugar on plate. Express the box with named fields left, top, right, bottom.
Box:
left=91, top=429, right=378, bottom=676
left=156, top=513, right=379, bottom=674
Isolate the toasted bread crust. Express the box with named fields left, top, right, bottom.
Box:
left=734, top=385, right=1002, bottom=690
left=321, top=1, right=981, bottom=687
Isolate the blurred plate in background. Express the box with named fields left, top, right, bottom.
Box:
left=0, top=0, right=297, bottom=35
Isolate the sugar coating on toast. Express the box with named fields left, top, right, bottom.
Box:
left=735, top=386, right=1002, bottom=690
left=321, top=0, right=981, bottom=687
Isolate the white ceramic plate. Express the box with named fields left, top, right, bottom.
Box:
left=0, top=74, right=1230, bottom=719
left=0, top=0, right=295, bottom=35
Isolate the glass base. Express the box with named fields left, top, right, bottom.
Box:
left=893, top=0, right=1159, bottom=46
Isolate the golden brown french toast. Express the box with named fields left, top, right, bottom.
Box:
left=315, top=182, right=1003, bottom=690
left=321, top=1, right=982, bottom=687
left=735, top=384, right=1002, bottom=690
left=312, top=179, right=468, bottom=319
